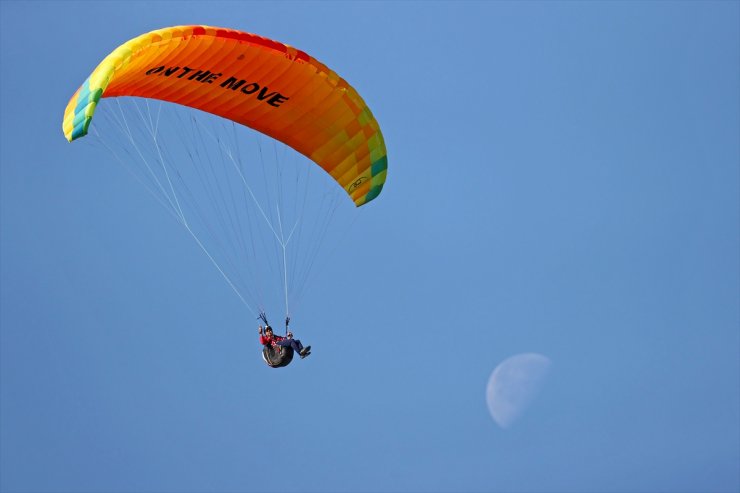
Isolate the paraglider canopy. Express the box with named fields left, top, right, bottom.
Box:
left=62, top=25, right=387, bottom=206
left=62, top=25, right=388, bottom=325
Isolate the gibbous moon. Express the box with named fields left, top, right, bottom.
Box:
left=486, top=353, right=551, bottom=429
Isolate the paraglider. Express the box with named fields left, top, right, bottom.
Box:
left=257, top=313, right=310, bottom=368
left=62, top=25, right=387, bottom=367
left=259, top=325, right=311, bottom=368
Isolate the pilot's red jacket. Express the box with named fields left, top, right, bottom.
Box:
left=259, top=334, right=284, bottom=347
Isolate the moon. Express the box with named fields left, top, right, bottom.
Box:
left=486, top=353, right=551, bottom=429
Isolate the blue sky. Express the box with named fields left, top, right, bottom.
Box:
left=1, top=2, right=738, bottom=492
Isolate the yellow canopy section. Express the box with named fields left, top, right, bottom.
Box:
left=63, top=25, right=387, bottom=206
